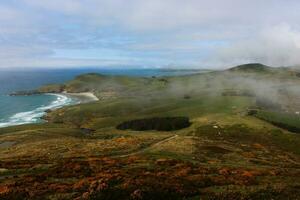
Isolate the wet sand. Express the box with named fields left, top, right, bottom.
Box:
left=63, top=92, right=99, bottom=103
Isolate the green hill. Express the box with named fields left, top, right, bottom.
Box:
left=1, top=64, right=300, bottom=199
left=229, top=63, right=272, bottom=72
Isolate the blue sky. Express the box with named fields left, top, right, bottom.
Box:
left=1, top=0, right=300, bottom=69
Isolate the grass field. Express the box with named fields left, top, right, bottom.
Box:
left=255, top=110, right=300, bottom=132
left=1, top=64, right=300, bottom=199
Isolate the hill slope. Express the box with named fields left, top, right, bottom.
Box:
left=1, top=64, right=300, bottom=199
left=229, top=63, right=272, bottom=72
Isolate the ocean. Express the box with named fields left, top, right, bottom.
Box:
left=0, top=68, right=202, bottom=128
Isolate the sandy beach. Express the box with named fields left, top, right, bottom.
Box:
left=63, top=92, right=99, bottom=103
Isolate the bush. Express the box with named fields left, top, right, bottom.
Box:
left=116, top=117, right=191, bottom=131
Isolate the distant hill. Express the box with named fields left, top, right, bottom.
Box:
left=228, top=63, right=272, bottom=73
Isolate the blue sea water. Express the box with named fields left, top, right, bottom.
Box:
left=0, top=68, right=202, bottom=128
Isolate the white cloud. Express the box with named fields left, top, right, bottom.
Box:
left=1, top=0, right=300, bottom=68
left=0, top=6, right=20, bottom=21
left=214, top=24, right=300, bottom=67
left=21, top=0, right=300, bottom=31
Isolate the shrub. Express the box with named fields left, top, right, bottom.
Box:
left=116, top=117, right=191, bottom=131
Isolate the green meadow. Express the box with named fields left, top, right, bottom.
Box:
left=1, top=64, right=300, bottom=199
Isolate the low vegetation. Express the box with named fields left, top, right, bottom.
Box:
left=116, top=117, right=191, bottom=131
left=1, top=63, right=300, bottom=199
left=254, top=110, right=300, bottom=133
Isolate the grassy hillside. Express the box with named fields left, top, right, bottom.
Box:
left=1, top=64, right=300, bottom=199
left=229, top=63, right=272, bottom=73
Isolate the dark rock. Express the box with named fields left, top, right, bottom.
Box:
left=45, top=109, right=52, bottom=113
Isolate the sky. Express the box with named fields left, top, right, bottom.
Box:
left=1, top=0, right=300, bottom=69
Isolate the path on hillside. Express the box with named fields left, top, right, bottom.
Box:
left=115, top=134, right=178, bottom=158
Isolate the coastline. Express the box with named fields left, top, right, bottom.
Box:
left=0, top=93, right=73, bottom=128
left=0, top=92, right=98, bottom=128
left=62, top=92, right=99, bottom=103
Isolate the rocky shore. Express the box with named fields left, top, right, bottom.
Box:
left=9, top=90, right=44, bottom=96
left=9, top=90, right=99, bottom=103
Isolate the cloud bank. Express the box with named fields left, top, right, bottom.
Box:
left=1, top=0, right=300, bottom=68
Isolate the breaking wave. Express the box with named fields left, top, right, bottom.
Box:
left=0, top=94, right=73, bottom=128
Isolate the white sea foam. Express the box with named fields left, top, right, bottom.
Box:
left=0, top=94, right=73, bottom=128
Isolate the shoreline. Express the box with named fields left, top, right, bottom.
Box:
left=0, top=93, right=73, bottom=128
left=0, top=92, right=98, bottom=128
left=62, top=92, right=99, bottom=103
